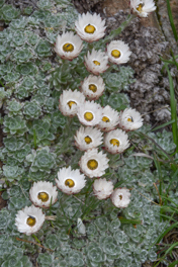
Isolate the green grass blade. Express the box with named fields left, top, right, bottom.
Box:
left=134, top=132, right=177, bottom=169
left=165, top=64, right=178, bottom=151
left=171, top=49, right=178, bottom=69
left=162, top=194, right=178, bottom=208
left=166, top=168, right=178, bottom=194
left=33, top=129, right=37, bottom=149
left=151, top=220, right=178, bottom=247
left=0, top=80, right=5, bottom=87
left=166, top=0, right=178, bottom=41
left=152, top=119, right=175, bottom=131
left=153, top=153, right=162, bottom=197
left=165, top=242, right=178, bottom=256
left=161, top=58, right=175, bottom=64
left=168, top=260, right=178, bottom=267
left=160, top=214, right=178, bottom=223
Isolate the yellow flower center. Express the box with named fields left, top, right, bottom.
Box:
left=84, top=24, right=96, bottom=34
left=26, top=216, right=36, bottom=227
left=84, top=135, right=92, bottom=144
left=84, top=112, right=94, bottom=121
left=38, top=192, right=49, bottom=202
left=119, top=194, right=123, bottom=200
left=65, top=179, right=75, bottom=188
left=136, top=3, right=143, bottom=11
left=127, top=116, right=133, bottom=122
left=102, top=116, right=110, bottom=123
left=63, top=43, right=74, bottom=52
left=111, top=49, right=121, bottom=58
left=93, top=60, right=100, bottom=66
left=67, top=100, right=76, bottom=109
left=87, top=159, right=98, bottom=170
left=89, top=84, right=97, bottom=93
left=110, top=138, right=120, bottom=147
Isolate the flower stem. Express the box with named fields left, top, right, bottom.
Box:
left=87, top=42, right=94, bottom=52
left=103, top=14, right=135, bottom=44
left=32, top=234, right=41, bottom=243
left=0, top=80, right=5, bottom=88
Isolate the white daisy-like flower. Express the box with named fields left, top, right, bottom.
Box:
left=93, top=178, right=114, bottom=200
left=98, top=105, right=119, bottom=132
left=55, top=32, right=83, bottom=60
left=104, top=129, right=130, bottom=154
left=74, top=126, right=103, bottom=151
left=59, top=89, right=85, bottom=117
left=107, top=40, right=131, bottom=65
left=29, top=181, right=58, bottom=208
left=56, top=166, right=86, bottom=194
left=111, top=188, right=131, bottom=208
left=75, top=12, right=106, bottom=42
left=77, top=100, right=102, bottom=126
left=84, top=49, right=108, bottom=75
left=79, top=148, right=109, bottom=178
left=81, top=75, right=105, bottom=100
left=119, top=108, right=143, bottom=131
left=15, top=205, right=45, bottom=235
left=130, top=0, right=156, bottom=17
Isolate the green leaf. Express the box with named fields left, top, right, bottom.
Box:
left=164, top=64, right=178, bottom=151
left=166, top=0, right=178, bottom=41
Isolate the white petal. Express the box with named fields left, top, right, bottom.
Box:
left=98, top=105, right=119, bottom=132
left=93, top=178, right=114, bottom=200
left=77, top=100, right=102, bottom=126
left=74, top=126, right=103, bottom=151
left=29, top=181, right=58, bottom=208
left=55, top=31, right=83, bottom=60
left=130, top=0, right=156, bottom=17
left=111, top=188, right=131, bottom=208
left=107, top=40, right=131, bottom=65
left=119, top=108, right=143, bottom=131
left=104, top=129, right=130, bottom=154
left=75, top=12, right=106, bottom=42
left=15, top=205, right=45, bottom=235
left=81, top=75, right=105, bottom=100
left=56, top=166, right=86, bottom=194
left=84, top=49, right=108, bottom=75
left=79, top=148, right=109, bottom=178
left=59, top=89, right=85, bottom=117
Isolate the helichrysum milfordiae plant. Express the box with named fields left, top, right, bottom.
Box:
left=3, top=115, right=27, bottom=136
left=23, top=100, right=42, bottom=119
left=0, top=2, right=167, bottom=266
left=27, top=147, right=56, bottom=173
left=54, top=10, right=144, bottom=220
